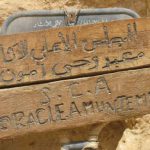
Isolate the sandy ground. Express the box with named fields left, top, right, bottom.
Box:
left=0, top=0, right=150, bottom=150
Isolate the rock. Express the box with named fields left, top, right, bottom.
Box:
left=117, top=114, right=150, bottom=150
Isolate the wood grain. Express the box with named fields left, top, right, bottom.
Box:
left=0, top=18, right=150, bottom=88
left=0, top=18, right=150, bottom=142
left=0, top=67, right=150, bottom=139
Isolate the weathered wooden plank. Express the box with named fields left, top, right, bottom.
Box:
left=0, top=67, right=150, bottom=139
left=0, top=18, right=150, bottom=88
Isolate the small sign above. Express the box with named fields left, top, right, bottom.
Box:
left=1, top=8, right=140, bottom=35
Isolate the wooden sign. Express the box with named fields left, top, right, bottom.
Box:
left=0, top=18, right=149, bottom=89
left=0, top=67, right=150, bottom=139
left=0, top=18, right=150, bottom=139
left=1, top=8, right=139, bottom=34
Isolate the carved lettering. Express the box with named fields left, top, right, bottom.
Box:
left=136, top=94, right=147, bottom=106
left=0, top=116, right=11, bottom=131
left=95, top=77, right=111, bottom=95
left=27, top=113, right=37, bottom=126
left=36, top=108, right=48, bottom=124
left=55, top=103, right=66, bottom=121
left=0, top=90, right=149, bottom=131
left=12, top=111, right=26, bottom=129
left=70, top=102, right=80, bottom=116
left=51, top=42, right=62, bottom=52
left=83, top=101, right=95, bottom=114
left=0, top=69, right=15, bottom=82
left=58, top=32, right=71, bottom=51
left=69, top=82, right=83, bottom=98
left=40, top=87, right=51, bottom=105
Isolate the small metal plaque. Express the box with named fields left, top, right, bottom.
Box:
left=61, top=141, right=89, bottom=150
left=1, top=8, right=140, bottom=35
